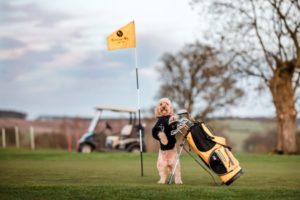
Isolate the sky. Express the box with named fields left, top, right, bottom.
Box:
left=0, top=0, right=277, bottom=119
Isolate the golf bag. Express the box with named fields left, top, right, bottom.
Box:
left=171, top=116, right=244, bottom=185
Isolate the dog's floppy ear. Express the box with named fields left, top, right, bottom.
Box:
left=164, top=98, right=174, bottom=116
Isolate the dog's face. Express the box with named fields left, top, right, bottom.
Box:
left=155, top=98, right=174, bottom=117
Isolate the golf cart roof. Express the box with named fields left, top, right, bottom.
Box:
left=95, top=106, right=136, bottom=113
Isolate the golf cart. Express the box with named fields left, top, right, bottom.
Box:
left=78, top=106, right=146, bottom=153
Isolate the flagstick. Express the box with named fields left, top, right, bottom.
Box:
left=134, top=47, right=144, bottom=177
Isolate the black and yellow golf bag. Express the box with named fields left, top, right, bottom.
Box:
left=170, top=113, right=244, bottom=185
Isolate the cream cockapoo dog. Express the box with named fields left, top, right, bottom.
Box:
left=152, top=98, right=182, bottom=184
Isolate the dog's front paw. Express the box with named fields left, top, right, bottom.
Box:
left=157, top=180, right=166, bottom=184
left=175, top=180, right=183, bottom=184
left=158, top=132, right=168, bottom=145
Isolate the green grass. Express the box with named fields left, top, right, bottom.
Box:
left=0, top=149, right=299, bottom=200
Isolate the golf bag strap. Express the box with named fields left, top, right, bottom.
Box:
left=213, top=140, right=232, bottom=151
left=198, top=122, right=232, bottom=151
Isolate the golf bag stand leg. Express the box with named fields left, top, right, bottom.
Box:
left=168, top=139, right=186, bottom=184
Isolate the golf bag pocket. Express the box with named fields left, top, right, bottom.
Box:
left=209, top=149, right=228, bottom=175
left=209, top=147, right=239, bottom=175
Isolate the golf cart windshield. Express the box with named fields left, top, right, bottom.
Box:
left=91, top=106, right=136, bottom=131
left=85, top=106, right=137, bottom=135
left=88, top=110, right=102, bottom=133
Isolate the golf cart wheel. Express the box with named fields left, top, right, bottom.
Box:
left=127, top=144, right=140, bottom=153
left=81, top=144, right=93, bottom=153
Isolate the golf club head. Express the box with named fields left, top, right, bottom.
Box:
left=177, top=109, right=189, bottom=119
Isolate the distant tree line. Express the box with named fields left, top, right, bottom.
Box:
left=0, top=110, right=27, bottom=119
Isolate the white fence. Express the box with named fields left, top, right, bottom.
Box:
left=1, top=126, right=78, bottom=151
left=1, top=126, right=35, bottom=150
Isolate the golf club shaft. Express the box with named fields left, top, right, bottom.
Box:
left=168, top=139, right=186, bottom=184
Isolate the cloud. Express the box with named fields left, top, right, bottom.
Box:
left=0, top=38, right=27, bottom=59
left=140, top=68, right=158, bottom=78
left=0, top=37, right=26, bottom=49
left=0, top=1, right=78, bottom=63
left=0, top=1, right=71, bottom=27
left=0, top=45, right=66, bottom=83
left=0, top=47, right=28, bottom=60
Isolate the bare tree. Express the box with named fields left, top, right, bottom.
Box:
left=157, top=42, right=244, bottom=120
left=192, top=0, right=300, bottom=153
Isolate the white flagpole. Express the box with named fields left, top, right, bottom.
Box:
left=134, top=47, right=144, bottom=177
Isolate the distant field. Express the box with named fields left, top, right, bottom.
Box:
left=212, top=119, right=273, bottom=133
left=0, top=149, right=299, bottom=200
left=207, top=119, right=300, bottom=152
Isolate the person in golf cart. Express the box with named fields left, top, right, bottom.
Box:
left=78, top=106, right=146, bottom=153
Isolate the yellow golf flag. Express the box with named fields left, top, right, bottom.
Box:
left=107, top=21, right=136, bottom=51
